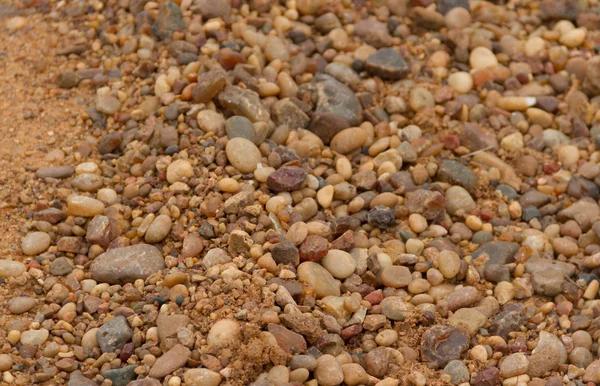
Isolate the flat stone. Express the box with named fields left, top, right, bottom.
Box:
left=102, top=365, right=137, bottom=386
left=365, top=48, right=409, bottom=80
left=218, top=85, right=270, bottom=122
left=448, top=308, right=487, bottom=336
left=156, top=314, right=191, bottom=340
left=149, top=344, right=190, bottom=378
left=437, top=160, right=477, bottom=191
left=90, top=244, right=165, bottom=284
left=36, top=166, right=75, bottom=179
left=421, top=325, right=470, bottom=368
left=268, top=323, right=307, bottom=354
left=472, top=241, right=520, bottom=266
left=267, top=166, right=306, bottom=192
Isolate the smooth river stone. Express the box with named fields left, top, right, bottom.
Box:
left=66, top=196, right=105, bottom=217
left=297, top=261, right=341, bottom=298
left=226, top=137, right=262, bottom=174
left=21, top=231, right=51, bottom=256
left=21, top=329, right=49, bottom=346
left=90, top=244, right=166, bottom=284
left=0, top=260, right=26, bottom=278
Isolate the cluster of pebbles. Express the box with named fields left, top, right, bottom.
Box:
left=5, top=0, right=600, bottom=385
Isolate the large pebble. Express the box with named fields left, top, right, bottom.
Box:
left=145, top=215, right=172, bottom=243
left=0, top=260, right=26, bottom=278
left=297, top=261, right=341, bottom=298
left=184, top=369, right=222, bottom=386
left=445, top=186, right=475, bottom=215
left=320, top=249, right=356, bottom=279
left=20, top=329, right=49, bottom=346
left=330, top=127, right=367, bottom=154
left=207, top=319, right=241, bottom=348
left=21, top=232, right=51, bottom=256
left=166, top=160, right=193, bottom=183
left=90, top=244, right=166, bottom=284
left=226, top=138, right=262, bottom=174
left=315, top=354, right=344, bottom=386
left=67, top=196, right=105, bottom=217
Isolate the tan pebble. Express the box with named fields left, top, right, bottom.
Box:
left=438, top=250, right=461, bottom=279
left=470, top=345, right=488, bottom=362
left=447, top=72, right=473, bottom=94
left=408, top=214, right=428, bottom=233
left=218, top=178, right=239, bottom=193
left=470, top=47, right=498, bottom=70
left=330, top=128, right=367, bottom=154
left=166, top=160, right=193, bottom=184
left=317, top=185, right=334, bottom=208
left=341, top=363, right=369, bottom=386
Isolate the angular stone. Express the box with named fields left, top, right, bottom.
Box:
left=471, top=241, right=519, bottom=266
left=218, top=85, right=270, bottom=123
left=421, top=325, right=469, bottom=368
left=192, top=67, right=226, bottom=104
left=405, top=189, right=445, bottom=220
left=152, top=2, right=185, bottom=39
left=437, top=160, right=477, bottom=191
left=271, top=99, right=310, bottom=129
left=448, top=308, right=487, bottom=336
left=96, top=316, right=132, bottom=353
left=301, top=74, right=362, bottom=127
left=267, top=166, right=306, bottom=192
left=268, top=323, right=307, bottom=353
left=365, top=48, right=409, bottom=80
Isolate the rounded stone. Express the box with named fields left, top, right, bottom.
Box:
left=21, top=232, right=51, bottom=256
left=469, top=47, right=498, bottom=70
left=166, top=160, right=193, bottom=184
left=315, top=354, right=344, bottom=386
left=447, top=72, right=473, bottom=94
left=145, top=215, right=172, bottom=243
left=381, top=266, right=412, bottom=288
left=320, top=249, right=356, bottom=279
left=226, top=137, right=262, bottom=174
left=297, top=262, right=341, bottom=298
left=66, top=196, right=105, bottom=217
left=330, top=127, right=367, bottom=154
left=207, top=319, right=240, bottom=348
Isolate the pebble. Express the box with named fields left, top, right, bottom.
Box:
left=166, top=160, right=193, bottom=183
left=183, top=369, right=222, bottom=386
left=447, top=72, right=473, bottom=94
left=330, top=127, right=367, bottom=154
left=226, top=138, right=262, bottom=174
left=20, top=329, right=49, bottom=346
left=320, top=249, right=356, bottom=279
left=149, top=344, right=191, bottom=378
left=90, top=244, right=166, bottom=284
left=8, top=297, right=36, bottom=314
left=36, top=166, right=74, bottom=179
left=444, top=360, right=469, bottom=384
left=381, top=266, right=412, bottom=288
left=96, top=315, right=132, bottom=353
left=207, top=319, right=240, bottom=348
left=145, top=214, right=172, bottom=243
left=469, top=47, right=498, bottom=70
left=0, top=260, right=26, bottom=278
left=315, top=354, right=344, bottom=386
left=21, top=232, right=51, bottom=256
left=66, top=196, right=105, bottom=217
left=365, top=48, right=409, bottom=80
left=297, top=261, right=341, bottom=298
